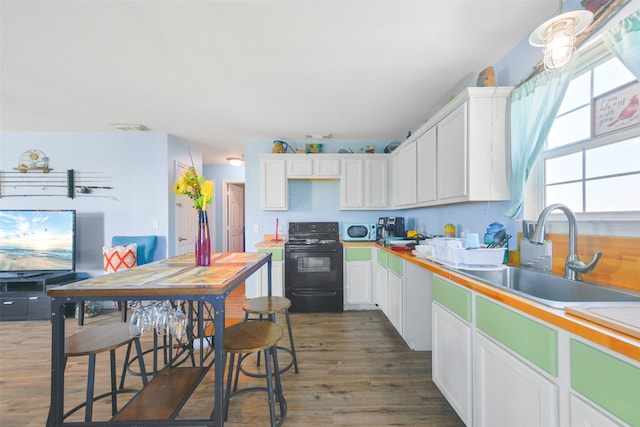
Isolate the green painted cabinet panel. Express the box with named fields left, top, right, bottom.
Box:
left=345, top=247, right=372, bottom=261
left=432, top=275, right=472, bottom=322
left=377, top=249, right=388, bottom=267
left=571, top=339, right=640, bottom=427
left=388, top=253, right=403, bottom=277
left=257, top=248, right=283, bottom=262
left=476, top=296, right=558, bottom=376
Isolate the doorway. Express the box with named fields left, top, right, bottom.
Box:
left=175, top=161, right=197, bottom=256
left=223, top=180, right=245, bottom=252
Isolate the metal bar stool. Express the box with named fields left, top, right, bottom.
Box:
left=223, top=321, right=287, bottom=427
left=241, top=296, right=299, bottom=375
left=64, top=323, right=148, bottom=421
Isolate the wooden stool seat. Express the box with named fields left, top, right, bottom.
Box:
left=224, top=321, right=287, bottom=427
left=224, top=321, right=283, bottom=353
left=64, top=323, right=147, bottom=422
left=65, top=323, right=139, bottom=356
left=242, top=296, right=291, bottom=315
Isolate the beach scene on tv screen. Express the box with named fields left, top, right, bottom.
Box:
left=0, top=211, right=74, bottom=271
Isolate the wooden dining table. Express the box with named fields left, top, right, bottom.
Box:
left=46, top=251, right=272, bottom=427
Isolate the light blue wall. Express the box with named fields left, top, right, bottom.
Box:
left=0, top=131, right=196, bottom=276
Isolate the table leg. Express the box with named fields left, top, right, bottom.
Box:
left=212, top=295, right=225, bottom=427
left=47, top=298, right=66, bottom=427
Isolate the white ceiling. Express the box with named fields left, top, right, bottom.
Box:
left=0, top=0, right=560, bottom=164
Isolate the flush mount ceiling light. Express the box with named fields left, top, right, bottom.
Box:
left=227, top=157, right=244, bottom=167
left=304, top=133, right=332, bottom=140
left=112, top=123, right=149, bottom=131
left=529, top=2, right=593, bottom=71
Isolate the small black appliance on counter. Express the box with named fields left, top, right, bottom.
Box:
left=377, top=217, right=405, bottom=241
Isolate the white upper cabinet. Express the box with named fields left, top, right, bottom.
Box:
left=436, top=103, right=468, bottom=200
left=391, top=86, right=512, bottom=208
left=340, top=155, right=389, bottom=210
left=416, top=127, right=437, bottom=203
left=260, top=157, right=288, bottom=210
left=286, top=156, right=340, bottom=178
left=392, top=139, right=417, bottom=207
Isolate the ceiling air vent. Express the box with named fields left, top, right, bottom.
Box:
left=112, top=123, right=149, bottom=131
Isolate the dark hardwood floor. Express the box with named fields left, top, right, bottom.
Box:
left=0, top=284, right=464, bottom=426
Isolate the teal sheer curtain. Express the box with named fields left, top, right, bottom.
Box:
left=505, top=56, right=577, bottom=218
left=604, top=9, right=640, bottom=80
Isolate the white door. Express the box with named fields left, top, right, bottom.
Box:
left=225, top=181, right=245, bottom=252
left=176, top=162, right=197, bottom=255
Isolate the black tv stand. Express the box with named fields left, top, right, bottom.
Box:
left=0, top=272, right=84, bottom=321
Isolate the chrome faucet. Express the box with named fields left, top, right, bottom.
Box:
left=530, top=204, right=602, bottom=281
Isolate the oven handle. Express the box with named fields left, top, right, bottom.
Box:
left=290, top=290, right=338, bottom=297
left=285, top=247, right=340, bottom=253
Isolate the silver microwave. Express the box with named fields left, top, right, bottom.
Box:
left=343, top=223, right=377, bottom=241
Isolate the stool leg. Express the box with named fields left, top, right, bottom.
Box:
left=110, top=349, right=118, bottom=416
left=224, top=352, right=235, bottom=421
left=256, top=313, right=265, bottom=367
left=121, top=300, right=128, bottom=322
left=232, top=354, right=242, bottom=392
left=284, top=310, right=299, bottom=374
left=119, top=341, right=134, bottom=390
left=264, top=348, right=278, bottom=427
left=271, top=347, right=287, bottom=422
left=77, top=301, right=85, bottom=326
left=85, top=354, right=96, bottom=422
left=134, top=337, right=149, bottom=386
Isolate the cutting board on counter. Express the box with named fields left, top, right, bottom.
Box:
left=565, top=306, right=640, bottom=339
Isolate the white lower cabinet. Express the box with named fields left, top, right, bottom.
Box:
left=474, top=332, right=558, bottom=427
left=375, top=249, right=388, bottom=313
left=387, top=270, right=403, bottom=335
left=432, top=273, right=640, bottom=427
left=254, top=248, right=284, bottom=297
left=569, top=394, right=624, bottom=427
left=402, top=261, right=432, bottom=351
left=344, top=247, right=375, bottom=309
left=432, top=302, right=472, bottom=424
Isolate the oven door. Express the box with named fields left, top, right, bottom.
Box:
left=284, top=245, right=344, bottom=312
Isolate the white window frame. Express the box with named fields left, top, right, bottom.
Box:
left=526, top=45, right=640, bottom=237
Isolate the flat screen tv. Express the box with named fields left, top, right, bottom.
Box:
left=0, top=209, right=76, bottom=278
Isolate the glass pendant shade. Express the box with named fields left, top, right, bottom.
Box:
left=529, top=10, right=593, bottom=72
left=543, top=18, right=576, bottom=70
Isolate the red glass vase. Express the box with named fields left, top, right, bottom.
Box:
left=195, top=210, right=211, bottom=266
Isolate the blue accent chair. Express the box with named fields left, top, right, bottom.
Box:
left=111, top=235, right=158, bottom=266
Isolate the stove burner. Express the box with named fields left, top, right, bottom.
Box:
left=286, top=222, right=341, bottom=247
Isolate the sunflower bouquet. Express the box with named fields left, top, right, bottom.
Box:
left=173, top=166, right=214, bottom=210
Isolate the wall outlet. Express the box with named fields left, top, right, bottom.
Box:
left=253, top=224, right=259, bottom=233
left=277, top=225, right=283, bottom=234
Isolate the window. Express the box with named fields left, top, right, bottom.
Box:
left=539, top=56, right=640, bottom=214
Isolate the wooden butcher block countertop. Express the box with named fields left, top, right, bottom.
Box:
left=565, top=305, right=640, bottom=340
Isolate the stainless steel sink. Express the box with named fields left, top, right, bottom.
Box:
left=456, top=265, right=640, bottom=308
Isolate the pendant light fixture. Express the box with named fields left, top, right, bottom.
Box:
left=529, top=0, right=593, bottom=71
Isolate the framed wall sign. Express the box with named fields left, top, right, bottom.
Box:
left=593, top=80, right=640, bottom=136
